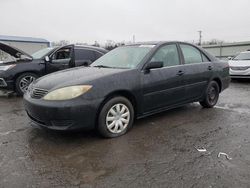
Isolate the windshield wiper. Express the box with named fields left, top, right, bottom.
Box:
left=93, top=65, right=112, bottom=68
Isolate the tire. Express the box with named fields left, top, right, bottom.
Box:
left=199, top=81, right=220, bottom=108
left=97, top=96, right=134, bottom=138
left=15, top=73, right=38, bottom=96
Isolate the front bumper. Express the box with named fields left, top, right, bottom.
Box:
left=23, top=93, right=103, bottom=131
left=0, top=77, right=14, bottom=90
left=230, top=68, right=250, bottom=78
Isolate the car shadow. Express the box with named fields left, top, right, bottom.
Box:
left=26, top=103, right=197, bottom=143
left=231, top=78, right=250, bottom=84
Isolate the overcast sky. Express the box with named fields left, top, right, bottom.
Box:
left=1, top=0, right=250, bottom=44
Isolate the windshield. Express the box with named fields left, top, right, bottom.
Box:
left=91, top=46, right=153, bottom=69
left=0, top=49, right=16, bottom=62
left=233, top=52, right=250, bottom=60
left=32, top=47, right=55, bottom=59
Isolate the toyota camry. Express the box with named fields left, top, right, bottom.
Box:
left=24, top=41, right=230, bottom=138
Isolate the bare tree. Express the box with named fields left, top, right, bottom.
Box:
left=51, top=40, right=70, bottom=47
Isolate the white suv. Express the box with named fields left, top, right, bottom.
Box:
left=229, top=51, right=250, bottom=78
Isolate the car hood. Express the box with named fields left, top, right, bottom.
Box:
left=33, top=67, right=132, bottom=90
left=229, top=60, right=250, bottom=67
left=0, top=42, right=33, bottom=59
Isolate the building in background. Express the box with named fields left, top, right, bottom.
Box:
left=202, top=41, right=250, bottom=60
left=0, top=35, right=50, bottom=55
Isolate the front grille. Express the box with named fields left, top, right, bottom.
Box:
left=230, top=66, right=250, bottom=71
left=51, top=120, right=74, bottom=127
left=27, top=112, right=47, bottom=126
left=30, top=88, right=48, bottom=99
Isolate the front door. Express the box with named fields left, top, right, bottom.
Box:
left=142, top=44, right=186, bottom=112
left=46, top=45, right=74, bottom=74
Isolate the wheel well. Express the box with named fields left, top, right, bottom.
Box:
left=212, top=78, right=222, bottom=92
left=13, top=71, right=39, bottom=90
left=95, top=90, right=137, bottom=126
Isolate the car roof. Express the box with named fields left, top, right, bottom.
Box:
left=125, top=41, right=198, bottom=47
left=125, top=41, right=217, bottom=61
left=125, top=41, right=172, bottom=46
left=74, top=45, right=108, bottom=53
left=239, top=51, right=250, bottom=54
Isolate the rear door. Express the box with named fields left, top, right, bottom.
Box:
left=46, top=45, right=74, bottom=74
left=142, top=43, right=186, bottom=112
left=179, top=43, right=213, bottom=101
left=74, top=48, right=97, bottom=67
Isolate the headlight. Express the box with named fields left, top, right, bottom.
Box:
left=0, top=65, right=16, bottom=71
left=43, top=85, right=92, bottom=101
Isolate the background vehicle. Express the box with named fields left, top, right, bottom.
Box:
left=24, top=41, right=230, bottom=138
left=0, top=42, right=107, bottom=95
left=229, top=51, right=250, bottom=78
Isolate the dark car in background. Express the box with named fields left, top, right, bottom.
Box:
left=24, top=41, right=230, bottom=138
left=0, top=42, right=107, bottom=95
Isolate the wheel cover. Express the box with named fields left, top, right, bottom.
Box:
left=19, top=75, right=36, bottom=93
left=208, top=86, right=218, bottom=105
left=106, top=103, right=130, bottom=134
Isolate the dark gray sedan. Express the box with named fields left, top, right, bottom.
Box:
left=24, top=41, right=230, bottom=138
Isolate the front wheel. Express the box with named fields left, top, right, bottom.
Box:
left=200, top=81, right=220, bottom=108
left=15, top=73, right=38, bottom=96
left=97, top=96, right=134, bottom=138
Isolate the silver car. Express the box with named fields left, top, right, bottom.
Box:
left=229, top=51, right=250, bottom=78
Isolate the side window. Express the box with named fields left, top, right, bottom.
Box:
left=75, top=49, right=96, bottom=62
left=52, top=48, right=71, bottom=60
left=180, top=44, right=202, bottom=64
left=150, top=44, right=180, bottom=67
left=202, top=53, right=210, bottom=62
left=94, top=51, right=103, bottom=60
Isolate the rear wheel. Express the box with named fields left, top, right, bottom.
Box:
left=97, top=96, right=134, bottom=138
left=15, top=73, right=38, bottom=96
left=200, top=81, right=220, bottom=108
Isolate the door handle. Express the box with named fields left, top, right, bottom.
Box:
left=208, top=65, right=213, bottom=70
left=177, top=70, right=184, bottom=76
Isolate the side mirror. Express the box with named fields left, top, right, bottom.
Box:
left=227, top=56, right=232, bottom=60
left=45, top=56, right=50, bottom=62
left=145, top=61, right=163, bottom=71
left=83, top=60, right=92, bottom=67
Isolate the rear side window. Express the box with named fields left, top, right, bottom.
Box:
left=180, top=44, right=202, bottom=64
left=75, top=49, right=96, bottom=61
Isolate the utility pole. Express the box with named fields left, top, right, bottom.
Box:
left=198, top=30, right=202, bottom=45
left=133, top=35, right=135, bottom=43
